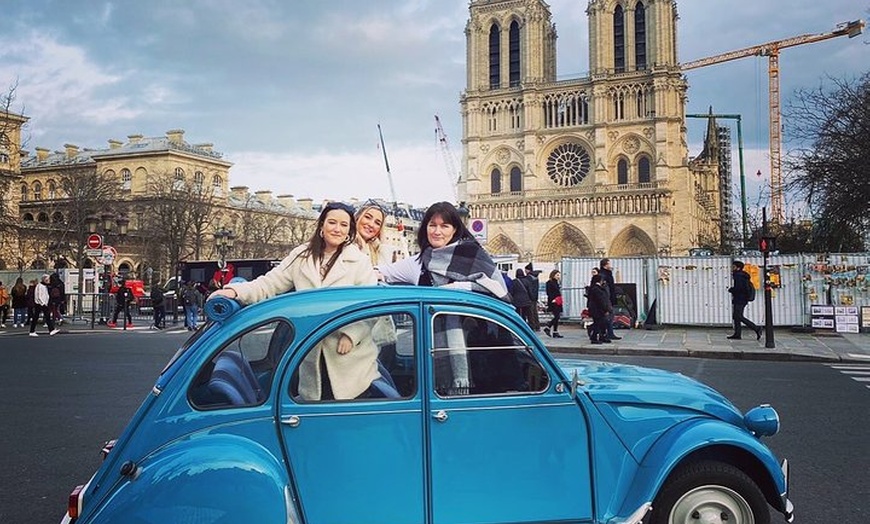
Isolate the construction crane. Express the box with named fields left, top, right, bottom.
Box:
left=682, top=19, right=865, bottom=222
left=434, top=115, right=461, bottom=202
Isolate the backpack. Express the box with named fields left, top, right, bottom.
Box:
left=747, top=282, right=757, bottom=302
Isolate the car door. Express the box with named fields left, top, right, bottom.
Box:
left=426, top=308, right=594, bottom=524
left=278, top=308, right=426, bottom=524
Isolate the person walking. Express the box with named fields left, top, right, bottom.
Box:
left=727, top=260, right=762, bottom=340
left=0, top=281, right=9, bottom=328
left=48, top=273, right=66, bottom=325
left=29, top=274, right=59, bottom=337
left=25, top=279, right=37, bottom=326
left=150, top=283, right=166, bottom=330
left=586, top=274, right=612, bottom=344
left=182, top=281, right=200, bottom=331
left=523, top=263, right=542, bottom=331
left=543, top=269, right=564, bottom=338
left=598, top=258, right=622, bottom=340
left=510, top=268, right=533, bottom=324
left=10, top=277, right=28, bottom=328
left=108, top=279, right=134, bottom=328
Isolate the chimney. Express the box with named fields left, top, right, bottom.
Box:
left=127, top=134, right=143, bottom=144
left=230, top=186, right=249, bottom=200
left=108, top=139, right=123, bottom=149
left=194, top=143, right=213, bottom=152
left=35, top=147, right=50, bottom=162
left=166, top=129, right=185, bottom=144
left=276, top=194, right=296, bottom=208
left=64, top=143, right=79, bottom=159
left=255, top=190, right=273, bottom=205
left=297, top=197, right=313, bottom=212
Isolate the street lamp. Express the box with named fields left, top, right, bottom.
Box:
left=457, top=201, right=470, bottom=225
left=214, top=227, right=235, bottom=267
left=86, top=212, right=128, bottom=325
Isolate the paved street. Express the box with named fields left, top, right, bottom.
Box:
left=1, top=325, right=868, bottom=522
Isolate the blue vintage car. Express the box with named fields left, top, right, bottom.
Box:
left=61, top=286, right=793, bottom=524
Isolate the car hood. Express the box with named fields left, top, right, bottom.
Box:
left=556, top=358, right=744, bottom=425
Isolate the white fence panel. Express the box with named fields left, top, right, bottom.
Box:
left=561, top=257, right=651, bottom=321
left=654, top=257, right=733, bottom=326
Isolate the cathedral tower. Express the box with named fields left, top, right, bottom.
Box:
left=460, top=0, right=721, bottom=261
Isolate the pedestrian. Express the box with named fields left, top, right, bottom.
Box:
left=523, top=263, right=542, bottom=331
left=25, top=279, right=37, bottom=326
left=586, top=274, right=612, bottom=344
left=29, top=274, right=59, bottom=337
left=151, top=283, right=166, bottom=329
left=585, top=267, right=600, bottom=340
left=108, top=279, right=134, bottom=328
left=48, top=273, right=66, bottom=325
left=510, top=268, right=533, bottom=324
left=10, top=277, right=28, bottom=328
left=209, top=201, right=379, bottom=401
left=543, top=269, right=564, bottom=338
left=182, top=281, right=200, bottom=331
left=727, top=260, right=762, bottom=340
left=0, top=281, right=9, bottom=328
left=598, top=258, right=622, bottom=340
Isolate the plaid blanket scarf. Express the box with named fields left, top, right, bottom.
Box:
left=420, top=240, right=511, bottom=303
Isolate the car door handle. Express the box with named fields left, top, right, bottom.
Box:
left=432, top=410, right=448, bottom=423
left=281, top=415, right=301, bottom=428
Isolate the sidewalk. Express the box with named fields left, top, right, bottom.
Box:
left=541, top=324, right=870, bottom=363
left=5, top=317, right=868, bottom=363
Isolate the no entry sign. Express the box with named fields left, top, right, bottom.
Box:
left=87, top=234, right=103, bottom=249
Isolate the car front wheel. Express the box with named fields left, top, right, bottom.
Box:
left=648, top=460, right=770, bottom=524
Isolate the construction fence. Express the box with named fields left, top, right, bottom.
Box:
left=560, top=253, right=870, bottom=333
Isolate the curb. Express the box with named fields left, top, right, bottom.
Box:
left=545, top=344, right=849, bottom=363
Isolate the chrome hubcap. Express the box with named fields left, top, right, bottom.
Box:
left=670, top=485, right=754, bottom=524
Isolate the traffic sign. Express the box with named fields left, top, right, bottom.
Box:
left=97, top=245, right=117, bottom=266
left=469, top=218, right=487, bottom=243
left=87, top=234, right=103, bottom=249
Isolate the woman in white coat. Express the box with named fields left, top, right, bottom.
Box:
left=209, top=201, right=379, bottom=401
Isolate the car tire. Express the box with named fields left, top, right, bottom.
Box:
left=647, top=460, right=770, bottom=524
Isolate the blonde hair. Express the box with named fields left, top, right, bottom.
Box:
left=354, top=203, right=385, bottom=265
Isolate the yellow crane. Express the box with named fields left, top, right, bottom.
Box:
left=682, top=19, right=864, bottom=222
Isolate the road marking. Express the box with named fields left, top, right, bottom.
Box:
left=845, top=353, right=870, bottom=360
left=828, top=364, right=870, bottom=389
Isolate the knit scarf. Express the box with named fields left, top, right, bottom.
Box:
left=420, top=240, right=511, bottom=303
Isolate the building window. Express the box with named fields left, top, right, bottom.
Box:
left=194, top=171, right=204, bottom=192
left=508, top=21, right=521, bottom=88
left=121, top=168, right=132, bottom=191
left=20, top=183, right=28, bottom=202
left=174, top=167, right=185, bottom=190
left=635, top=2, right=647, bottom=71
left=212, top=174, right=223, bottom=195
left=0, top=152, right=9, bottom=164
left=37, top=212, right=49, bottom=222
left=47, top=180, right=57, bottom=199
left=509, top=166, right=522, bottom=192
left=613, top=5, right=625, bottom=73
left=489, top=24, right=501, bottom=89
left=617, top=158, right=629, bottom=185
left=490, top=168, right=502, bottom=194
left=638, top=156, right=651, bottom=184
left=52, top=212, right=64, bottom=224
left=546, top=143, right=592, bottom=188
left=33, top=182, right=43, bottom=200
left=23, top=212, right=34, bottom=221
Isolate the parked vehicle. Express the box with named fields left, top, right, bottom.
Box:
left=61, top=286, right=792, bottom=524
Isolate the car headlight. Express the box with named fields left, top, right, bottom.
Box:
left=744, top=404, right=780, bottom=437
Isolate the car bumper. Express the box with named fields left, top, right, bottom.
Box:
left=781, top=459, right=794, bottom=522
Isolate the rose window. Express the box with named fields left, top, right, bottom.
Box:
left=546, top=143, right=591, bottom=187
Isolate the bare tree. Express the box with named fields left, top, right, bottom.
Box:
left=0, top=79, right=28, bottom=271
left=783, top=73, right=870, bottom=252
left=231, top=197, right=313, bottom=259
left=137, top=172, right=217, bottom=282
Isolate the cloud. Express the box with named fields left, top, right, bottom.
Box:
left=226, top=143, right=456, bottom=208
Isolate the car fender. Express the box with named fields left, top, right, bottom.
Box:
left=83, top=434, right=292, bottom=523
left=614, top=417, right=786, bottom=518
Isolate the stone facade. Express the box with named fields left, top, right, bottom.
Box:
left=0, top=110, right=28, bottom=269
left=461, top=0, right=721, bottom=262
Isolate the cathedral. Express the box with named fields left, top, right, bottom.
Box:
left=460, top=0, right=723, bottom=262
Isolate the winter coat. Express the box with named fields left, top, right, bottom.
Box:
left=151, top=287, right=165, bottom=307
left=599, top=266, right=617, bottom=306
left=226, top=243, right=378, bottom=401
left=545, top=278, right=562, bottom=314
left=10, top=283, right=27, bottom=308
left=729, top=270, right=754, bottom=305
left=0, top=286, right=8, bottom=308
left=586, top=284, right=612, bottom=319
left=510, top=275, right=532, bottom=308
left=25, top=285, right=36, bottom=308
left=34, top=282, right=50, bottom=307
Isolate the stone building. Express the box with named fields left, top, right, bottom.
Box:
left=460, top=0, right=722, bottom=262
left=0, top=110, right=28, bottom=268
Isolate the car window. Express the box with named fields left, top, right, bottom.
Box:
left=290, top=313, right=416, bottom=403
left=189, top=320, right=293, bottom=409
left=432, top=313, right=549, bottom=398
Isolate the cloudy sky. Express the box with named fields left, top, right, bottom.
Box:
left=2, top=0, right=867, bottom=209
